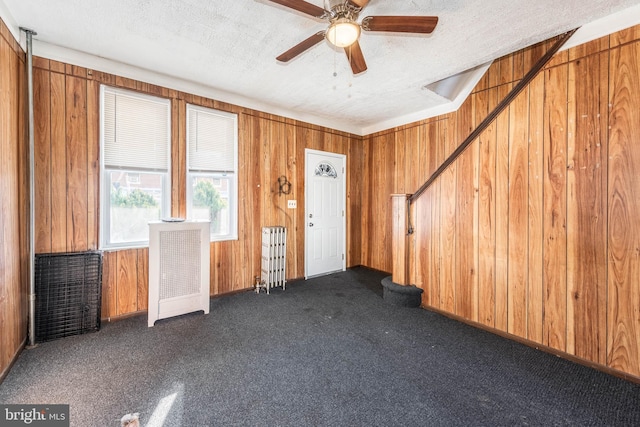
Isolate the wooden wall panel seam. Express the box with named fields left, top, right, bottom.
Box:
left=603, top=48, right=611, bottom=369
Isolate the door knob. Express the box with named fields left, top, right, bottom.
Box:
left=309, top=222, right=314, bottom=227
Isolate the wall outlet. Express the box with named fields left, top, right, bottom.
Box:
left=288, top=200, right=297, bottom=209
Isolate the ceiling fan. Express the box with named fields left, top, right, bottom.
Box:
left=267, top=0, right=438, bottom=75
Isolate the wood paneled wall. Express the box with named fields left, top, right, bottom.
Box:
left=31, top=58, right=363, bottom=319
left=362, top=26, right=640, bottom=379
left=0, top=20, right=28, bottom=380
left=7, top=15, right=640, bottom=382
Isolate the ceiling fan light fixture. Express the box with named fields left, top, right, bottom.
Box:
left=326, top=18, right=360, bottom=48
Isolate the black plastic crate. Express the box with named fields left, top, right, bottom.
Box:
left=34, top=251, right=102, bottom=343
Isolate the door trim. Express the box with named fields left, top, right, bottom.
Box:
left=304, top=148, right=347, bottom=279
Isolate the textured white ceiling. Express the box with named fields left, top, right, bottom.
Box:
left=2, top=0, right=640, bottom=134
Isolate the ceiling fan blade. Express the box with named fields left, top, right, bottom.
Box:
left=345, top=41, right=367, bottom=74
left=266, top=0, right=327, bottom=18
left=347, top=0, right=370, bottom=9
left=361, top=16, right=438, bottom=34
left=276, top=32, right=325, bottom=62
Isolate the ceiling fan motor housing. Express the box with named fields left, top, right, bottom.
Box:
left=330, top=3, right=359, bottom=19
left=325, top=0, right=364, bottom=15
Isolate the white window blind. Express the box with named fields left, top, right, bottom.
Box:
left=187, top=106, right=237, bottom=172
left=100, top=85, right=171, bottom=249
left=103, top=87, right=170, bottom=171
left=186, top=104, right=238, bottom=242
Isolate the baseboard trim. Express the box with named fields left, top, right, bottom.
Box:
left=349, top=265, right=391, bottom=276
left=422, top=304, right=640, bottom=385
left=104, top=270, right=375, bottom=323
left=102, top=286, right=261, bottom=322
left=0, top=337, right=26, bottom=385
left=101, top=310, right=146, bottom=323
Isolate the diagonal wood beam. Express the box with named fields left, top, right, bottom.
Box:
left=408, top=28, right=578, bottom=205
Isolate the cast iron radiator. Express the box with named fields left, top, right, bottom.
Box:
left=258, top=226, right=287, bottom=294
left=34, top=251, right=102, bottom=343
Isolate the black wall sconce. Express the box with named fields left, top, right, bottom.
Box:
left=278, top=175, right=292, bottom=195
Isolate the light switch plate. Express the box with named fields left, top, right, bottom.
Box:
left=288, top=200, right=297, bottom=209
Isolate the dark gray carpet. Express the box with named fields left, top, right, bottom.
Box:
left=1, top=267, right=639, bottom=426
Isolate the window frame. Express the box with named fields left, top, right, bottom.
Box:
left=99, top=85, right=172, bottom=250
left=185, top=104, right=238, bottom=242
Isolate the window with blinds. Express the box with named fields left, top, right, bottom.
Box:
left=100, top=85, right=171, bottom=249
left=186, top=104, right=238, bottom=241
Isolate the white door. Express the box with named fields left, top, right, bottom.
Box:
left=305, top=149, right=346, bottom=278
